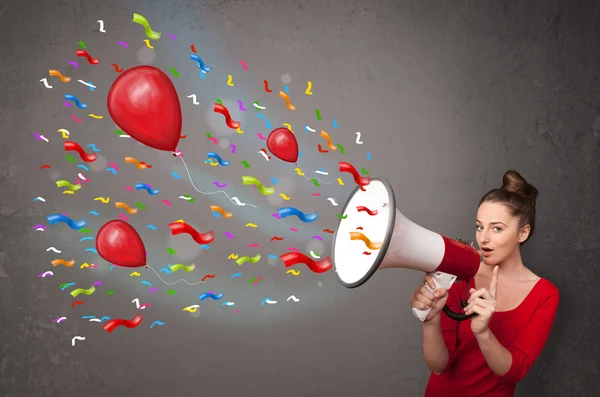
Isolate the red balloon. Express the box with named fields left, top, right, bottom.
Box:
left=107, top=66, right=182, bottom=152
left=96, top=220, right=147, bottom=268
left=266, top=127, right=298, bottom=163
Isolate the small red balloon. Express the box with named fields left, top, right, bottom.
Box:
left=107, top=65, right=182, bottom=152
left=266, top=127, right=298, bottom=163
left=96, top=220, right=147, bottom=268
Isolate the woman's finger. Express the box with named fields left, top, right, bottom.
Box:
left=420, top=285, right=436, bottom=301
left=464, top=298, right=491, bottom=314
left=473, top=299, right=494, bottom=313
left=468, top=287, right=493, bottom=303
left=469, top=303, right=491, bottom=318
left=412, top=300, right=430, bottom=311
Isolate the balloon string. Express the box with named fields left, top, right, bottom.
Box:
left=177, top=154, right=257, bottom=208
left=295, top=161, right=332, bottom=185
left=145, top=265, right=207, bottom=286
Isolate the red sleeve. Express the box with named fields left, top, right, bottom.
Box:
left=438, top=280, right=464, bottom=374
left=494, top=284, right=560, bottom=384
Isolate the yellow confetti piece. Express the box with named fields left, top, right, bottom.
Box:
left=129, top=272, right=141, bottom=277
left=63, top=190, right=75, bottom=195
left=94, top=196, right=110, bottom=203
left=227, top=75, right=234, bottom=86
left=293, top=168, right=304, bottom=176
left=337, top=177, right=344, bottom=186
left=282, top=123, right=294, bottom=134
left=57, top=129, right=70, bottom=138
left=245, top=223, right=257, bottom=228
left=305, top=81, right=313, bottom=95
left=183, top=305, right=200, bottom=313
left=227, top=253, right=239, bottom=260
left=175, top=219, right=185, bottom=223
left=80, top=263, right=91, bottom=269
left=88, top=114, right=103, bottom=119
left=286, top=269, right=300, bottom=276
left=143, top=39, right=153, bottom=49
left=280, top=193, right=290, bottom=200
left=236, top=127, right=244, bottom=134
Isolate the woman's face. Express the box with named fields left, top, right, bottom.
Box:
left=475, top=201, right=529, bottom=265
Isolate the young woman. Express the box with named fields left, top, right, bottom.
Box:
left=410, top=170, right=560, bottom=397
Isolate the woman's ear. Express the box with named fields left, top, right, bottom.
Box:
left=518, top=224, right=531, bottom=243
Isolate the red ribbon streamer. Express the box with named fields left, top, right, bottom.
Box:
left=280, top=252, right=332, bottom=274
left=103, top=314, right=143, bottom=333
left=64, top=141, right=97, bottom=162
left=339, top=162, right=370, bottom=191
left=168, top=222, right=215, bottom=245
left=213, top=103, right=241, bottom=129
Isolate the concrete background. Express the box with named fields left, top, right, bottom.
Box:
left=0, top=0, right=598, bottom=396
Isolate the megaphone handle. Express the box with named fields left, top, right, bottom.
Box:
left=412, top=271, right=457, bottom=322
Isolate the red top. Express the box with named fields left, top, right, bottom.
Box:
left=424, top=277, right=560, bottom=397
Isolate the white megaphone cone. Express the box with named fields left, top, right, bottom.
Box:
left=332, top=178, right=481, bottom=322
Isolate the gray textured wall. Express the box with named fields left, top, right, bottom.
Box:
left=0, top=0, right=598, bottom=396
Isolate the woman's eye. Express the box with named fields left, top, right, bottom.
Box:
left=494, top=227, right=502, bottom=232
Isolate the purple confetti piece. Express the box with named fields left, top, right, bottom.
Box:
left=272, top=213, right=281, bottom=219
left=168, top=33, right=177, bottom=40
left=33, top=224, right=46, bottom=230
left=148, top=287, right=158, bottom=293
left=92, top=281, right=102, bottom=286
left=224, top=232, right=234, bottom=239
left=67, top=60, right=78, bottom=68
left=237, top=100, right=247, bottom=111
left=230, top=144, right=237, bottom=154
left=312, top=235, right=323, bottom=241
left=117, top=41, right=128, bottom=48
left=63, top=101, right=71, bottom=107
left=33, top=133, right=44, bottom=141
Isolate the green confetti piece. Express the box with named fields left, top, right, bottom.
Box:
left=336, top=144, right=346, bottom=154
left=166, top=248, right=177, bottom=255
left=337, top=213, right=348, bottom=219
left=167, top=289, right=177, bottom=295
left=114, top=129, right=125, bottom=136
left=135, top=202, right=146, bottom=210
left=170, top=68, right=180, bottom=77
left=105, top=290, right=115, bottom=295
left=315, top=109, right=322, bottom=120
left=64, top=155, right=76, bottom=163
left=361, top=168, right=370, bottom=175
left=248, top=278, right=257, bottom=284
left=132, top=13, right=162, bottom=40
left=77, top=228, right=92, bottom=233
left=216, top=98, right=223, bottom=105
left=240, top=160, right=250, bottom=168
left=78, top=41, right=86, bottom=49
left=235, top=254, right=262, bottom=266
left=182, top=194, right=195, bottom=203
left=206, top=132, right=213, bottom=138
left=310, top=178, right=320, bottom=187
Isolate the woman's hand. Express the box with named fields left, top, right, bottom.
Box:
left=410, top=274, right=449, bottom=322
left=464, top=265, right=499, bottom=334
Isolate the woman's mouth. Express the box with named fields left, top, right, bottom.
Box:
left=481, top=248, right=493, bottom=257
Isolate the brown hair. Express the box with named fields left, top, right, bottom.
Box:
left=479, top=170, right=539, bottom=245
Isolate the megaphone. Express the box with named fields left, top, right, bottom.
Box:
left=332, top=177, right=481, bottom=322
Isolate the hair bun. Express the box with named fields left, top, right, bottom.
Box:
left=501, top=170, right=539, bottom=205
